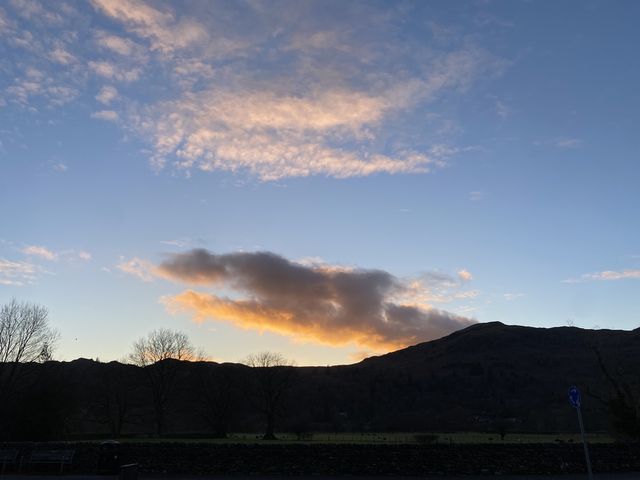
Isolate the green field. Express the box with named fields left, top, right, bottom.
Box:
left=115, top=431, right=614, bottom=444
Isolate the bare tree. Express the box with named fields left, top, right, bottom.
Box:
left=128, top=328, right=200, bottom=435
left=128, top=328, right=196, bottom=366
left=0, top=299, right=59, bottom=436
left=244, top=351, right=295, bottom=440
left=0, top=299, right=59, bottom=364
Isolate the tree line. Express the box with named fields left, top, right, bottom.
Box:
left=0, top=299, right=295, bottom=440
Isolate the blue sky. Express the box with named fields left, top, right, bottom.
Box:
left=1, top=0, right=639, bottom=365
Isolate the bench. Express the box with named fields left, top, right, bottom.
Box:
left=28, top=449, right=75, bottom=474
left=0, top=449, right=19, bottom=474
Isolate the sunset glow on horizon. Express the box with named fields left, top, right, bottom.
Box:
left=1, top=0, right=639, bottom=365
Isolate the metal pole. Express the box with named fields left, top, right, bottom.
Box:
left=576, top=405, right=593, bottom=480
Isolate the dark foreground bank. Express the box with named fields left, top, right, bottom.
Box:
left=2, top=476, right=640, bottom=480
left=1, top=442, right=639, bottom=476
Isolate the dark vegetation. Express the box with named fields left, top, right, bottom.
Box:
left=1, top=311, right=639, bottom=442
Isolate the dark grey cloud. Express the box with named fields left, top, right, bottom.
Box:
left=160, top=249, right=475, bottom=350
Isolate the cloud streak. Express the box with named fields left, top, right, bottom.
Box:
left=91, top=110, right=118, bottom=121
left=0, top=258, right=41, bottom=286
left=153, top=249, right=474, bottom=351
left=116, top=256, right=156, bottom=282
left=19, top=245, right=91, bottom=263
left=21, top=245, right=57, bottom=261
left=565, top=269, right=640, bottom=283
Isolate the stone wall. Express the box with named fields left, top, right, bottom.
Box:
left=2, top=442, right=639, bottom=476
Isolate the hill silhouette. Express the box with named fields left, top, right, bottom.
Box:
left=357, top=321, right=639, bottom=433
left=1, top=322, right=638, bottom=440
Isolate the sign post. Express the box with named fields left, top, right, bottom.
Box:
left=569, top=386, right=593, bottom=480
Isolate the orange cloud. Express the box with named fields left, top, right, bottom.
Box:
left=158, top=249, right=475, bottom=352
left=164, top=290, right=396, bottom=351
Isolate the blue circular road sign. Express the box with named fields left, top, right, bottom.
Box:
left=569, top=386, right=581, bottom=408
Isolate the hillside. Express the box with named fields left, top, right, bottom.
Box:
left=0, top=322, right=638, bottom=440
left=356, top=322, right=640, bottom=433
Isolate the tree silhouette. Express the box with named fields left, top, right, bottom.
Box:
left=0, top=299, right=59, bottom=364
left=244, top=351, right=294, bottom=440
left=128, top=328, right=200, bottom=435
left=588, top=346, right=640, bottom=440
left=0, top=299, right=59, bottom=435
left=197, top=363, right=240, bottom=438
left=90, top=361, right=141, bottom=436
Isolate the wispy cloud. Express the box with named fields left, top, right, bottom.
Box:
left=565, top=269, right=640, bottom=283
left=132, top=85, right=453, bottom=179
left=458, top=269, right=473, bottom=281
left=49, top=46, right=76, bottom=65
left=91, top=0, right=208, bottom=54
left=116, top=256, right=157, bottom=282
left=397, top=270, right=479, bottom=306
left=21, top=244, right=57, bottom=261
left=9, top=0, right=64, bottom=24
left=137, top=40, right=497, bottom=180
left=77, top=251, right=92, bottom=261
left=91, top=110, right=118, bottom=121
left=0, top=258, right=41, bottom=286
left=495, top=100, right=510, bottom=119
left=534, top=137, right=583, bottom=150
left=160, top=238, right=192, bottom=248
left=88, top=61, right=141, bottom=82
left=19, top=245, right=92, bottom=263
left=5, top=67, right=79, bottom=107
left=503, top=292, right=525, bottom=301
left=94, top=30, right=139, bottom=56
left=95, top=85, right=118, bottom=105
left=1, top=3, right=83, bottom=108
left=2, top=0, right=506, bottom=181
left=555, top=138, right=582, bottom=149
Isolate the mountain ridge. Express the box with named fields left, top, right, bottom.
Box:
left=2, top=322, right=639, bottom=439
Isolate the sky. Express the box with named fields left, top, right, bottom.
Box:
left=1, top=0, right=639, bottom=366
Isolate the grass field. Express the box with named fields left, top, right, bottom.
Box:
left=115, top=431, right=614, bottom=444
